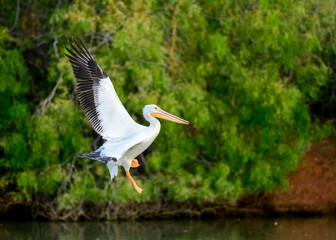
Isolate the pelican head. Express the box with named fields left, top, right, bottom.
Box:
left=143, top=104, right=189, bottom=125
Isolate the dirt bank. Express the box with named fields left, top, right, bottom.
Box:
left=269, top=135, right=336, bottom=214
left=238, top=136, right=336, bottom=215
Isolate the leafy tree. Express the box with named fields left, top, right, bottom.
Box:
left=0, top=0, right=335, bottom=215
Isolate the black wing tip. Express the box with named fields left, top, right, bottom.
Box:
left=65, top=37, right=108, bottom=136
left=65, top=37, right=93, bottom=60
left=66, top=36, right=82, bottom=45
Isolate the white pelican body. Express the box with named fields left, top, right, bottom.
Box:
left=65, top=39, right=188, bottom=193
left=100, top=106, right=161, bottom=179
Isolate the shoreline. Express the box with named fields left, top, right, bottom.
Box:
left=0, top=198, right=331, bottom=221
left=1, top=136, right=335, bottom=221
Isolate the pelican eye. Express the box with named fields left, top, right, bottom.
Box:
left=154, top=107, right=158, bottom=110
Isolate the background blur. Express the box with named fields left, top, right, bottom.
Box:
left=0, top=0, right=335, bottom=220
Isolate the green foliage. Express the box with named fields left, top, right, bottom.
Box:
left=312, top=120, right=336, bottom=142
left=38, top=165, right=64, bottom=195
left=0, top=27, right=31, bottom=171
left=16, top=171, right=37, bottom=200
left=0, top=0, right=335, bottom=209
left=59, top=171, right=107, bottom=209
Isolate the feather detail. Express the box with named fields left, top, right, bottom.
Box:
left=65, top=38, right=145, bottom=140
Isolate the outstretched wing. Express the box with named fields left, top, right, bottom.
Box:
left=65, top=39, right=145, bottom=140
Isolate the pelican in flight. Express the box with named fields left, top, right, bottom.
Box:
left=65, top=39, right=189, bottom=193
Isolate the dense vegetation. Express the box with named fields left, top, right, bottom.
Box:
left=0, top=0, right=335, bottom=217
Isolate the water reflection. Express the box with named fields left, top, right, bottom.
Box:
left=0, top=217, right=335, bottom=240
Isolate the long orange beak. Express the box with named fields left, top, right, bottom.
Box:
left=151, top=108, right=189, bottom=125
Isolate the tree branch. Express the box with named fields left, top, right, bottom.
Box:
left=10, top=0, right=20, bottom=31
left=53, top=35, right=59, bottom=58
left=34, top=71, right=63, bottom=116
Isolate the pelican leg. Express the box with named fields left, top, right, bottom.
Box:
left=126, top=171, right=143, bottom=194
left=131, top=159, right=140, bottom=168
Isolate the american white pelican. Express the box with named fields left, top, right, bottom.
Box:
left=65, top=39, right=189, bottom=193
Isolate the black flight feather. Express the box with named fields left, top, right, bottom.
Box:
left=65, top=38, right=108, bottom=136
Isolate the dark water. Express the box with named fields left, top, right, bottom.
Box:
left=0, top=217, right=336, bottom=240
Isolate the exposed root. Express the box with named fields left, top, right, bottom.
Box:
left=0, top=195, right=265, bottom=221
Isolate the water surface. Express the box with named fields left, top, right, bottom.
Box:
left=0, top=217, right=335, bottom=240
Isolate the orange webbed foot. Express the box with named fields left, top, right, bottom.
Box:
left=131, top=159, right=140, bottom=168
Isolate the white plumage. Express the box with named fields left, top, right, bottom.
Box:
left=95, top=77, right=146, bottom=140
left=66, top=39, right=188, bottom=193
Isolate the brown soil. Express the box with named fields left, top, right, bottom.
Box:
left=269, top=135, right=336, bottom=214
